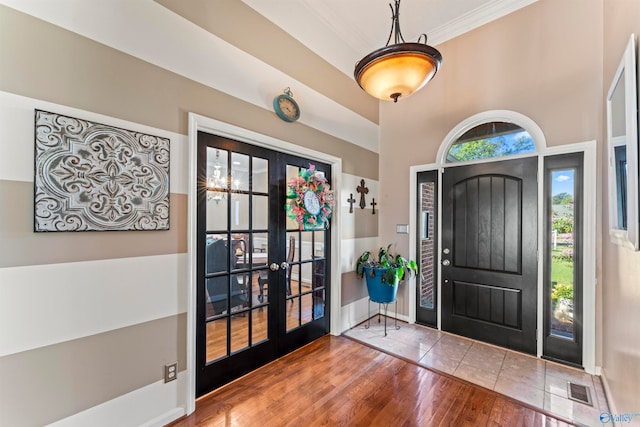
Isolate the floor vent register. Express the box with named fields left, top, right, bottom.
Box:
left=567, top=382, right=592, bottom=406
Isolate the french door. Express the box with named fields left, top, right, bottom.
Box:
left=441, top=157, right=538, bottom=355
left=196, top=132, right=330, bottom=396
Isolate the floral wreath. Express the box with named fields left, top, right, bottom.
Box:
left=285, top=164, right=335, bottom=230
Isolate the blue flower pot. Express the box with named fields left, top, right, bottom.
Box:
left=364, top=267, right=399, bottom=303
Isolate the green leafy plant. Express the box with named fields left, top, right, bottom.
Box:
left=552, top=214, right=574, bottom=233
left=551, top=282, right=573, bottom=303
left=356, top=244, right=418, bottom=285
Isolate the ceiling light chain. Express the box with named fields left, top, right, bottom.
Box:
left=386, top=2, right=402, bottom=45
left=388, top=1, right=430, bottom=46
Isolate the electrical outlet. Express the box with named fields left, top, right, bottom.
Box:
left=164, top=362, right=178, bottom=383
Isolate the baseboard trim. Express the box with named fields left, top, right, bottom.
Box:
left=600, top=369, right=618, bottom=423
left=339, top=297, right=376, bottom=332
left=339, top=297, right=412, bottom=333
left=141, top=408, right=185, bottom=427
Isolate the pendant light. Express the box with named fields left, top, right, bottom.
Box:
left=354, top=0, right=442, bottom=102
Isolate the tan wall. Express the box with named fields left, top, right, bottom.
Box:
left=601, top=0, right=640, bottom=413
left=155, top=0, right=378, bottom=125
left=378, top=0, right=605, bottom=344
left=15, top=0, right=640, bottom=422
left=0, top=3, right=379, bottom=426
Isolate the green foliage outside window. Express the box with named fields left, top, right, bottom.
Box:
left=552, top=214, right=574, bottom=233
left=447, top=135, right=535, bottom=162
left=552, top=192, right=573, bottom=205
left=551, top=282, right=574, bottom=303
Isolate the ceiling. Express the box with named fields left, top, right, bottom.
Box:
left=241, top=0, right=539, bottom=77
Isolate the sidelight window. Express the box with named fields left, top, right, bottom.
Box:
left=548, top=169, right=576, bottom=339
left=543, top=153, right=583, bottom=365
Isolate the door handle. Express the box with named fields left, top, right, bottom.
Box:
left=269, top=263, right=280, bottom=271
left=442, top=259, right=451, bottom=266
left=280, top=262, right=289, bottom=270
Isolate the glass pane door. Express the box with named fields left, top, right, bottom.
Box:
left=196, top=133, right=331, bottom=395
left=204, top=147, right=271, bottom=360
left=196, top=133, right=279, bottom=396
left=277, top=159, right=330, bottom=355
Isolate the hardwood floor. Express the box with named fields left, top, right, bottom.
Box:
left=170, top=335, right=575, bottom=426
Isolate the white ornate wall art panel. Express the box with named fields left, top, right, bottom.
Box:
left=34, top=110, right=170, bottom=231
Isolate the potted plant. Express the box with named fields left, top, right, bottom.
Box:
left=356, top=244, right=418, bottom=303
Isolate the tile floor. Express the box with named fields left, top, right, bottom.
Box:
left=343, top=318, right=609, bottom=427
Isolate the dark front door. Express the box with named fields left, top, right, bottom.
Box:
left=441, top=157, right=538, bottom=354
left=196, top=132, right=331, bottom=396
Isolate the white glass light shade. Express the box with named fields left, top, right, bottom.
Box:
left=355, top=43, right=442, bottom=102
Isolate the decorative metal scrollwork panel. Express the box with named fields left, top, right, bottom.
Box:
left=34, top=110, right=170, bottom=232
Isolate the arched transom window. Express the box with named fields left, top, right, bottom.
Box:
left=446, top=121, right=535, bottom=163
left=439, top=111, right=545, bottom=165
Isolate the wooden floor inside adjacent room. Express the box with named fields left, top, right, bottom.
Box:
left=169, top=335, right=574, bottom=426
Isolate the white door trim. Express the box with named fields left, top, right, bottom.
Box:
left=185, top=113, right=343, bottom=414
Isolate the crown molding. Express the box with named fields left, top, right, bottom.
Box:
left=428, top=0, right=540, bottom=46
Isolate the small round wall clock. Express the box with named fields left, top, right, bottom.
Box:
left=273, top=87, right=300, bottom=122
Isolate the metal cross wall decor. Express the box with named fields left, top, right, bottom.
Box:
left=356, top=179, right=369, bottom=209
left=347, top=193, right=356, bottom=213
left=34, top=110, right=170, bottom=232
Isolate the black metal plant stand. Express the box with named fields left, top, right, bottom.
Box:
left=364, top=298, right=400, bottom=336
